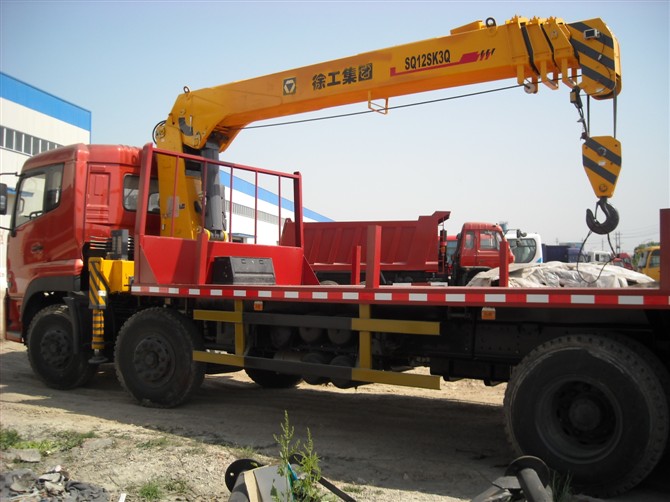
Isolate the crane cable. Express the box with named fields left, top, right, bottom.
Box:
left=152, top=82, right=525, bottom=141
left=238, top=83, right=525, bottom=130
left=576, top=207, right=619, bottom=285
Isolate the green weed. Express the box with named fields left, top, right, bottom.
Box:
left=136, top=436, right=171, bottom=449
left=163, top=478, right=190, bottom=493
left=54, top=430, right=96, bottom=450
left=0, top=428, right=21, bottom=450
left=272, top=410, right=323, bottom=501
left=137, top=480, right=163, bottom=501
left=0, top=427, right=95, bottom=455
left=136, top=477, right=191, bottom=500
left=551, top=471, right=573, bottom=502
left=343, top=484, right=365, bottom=494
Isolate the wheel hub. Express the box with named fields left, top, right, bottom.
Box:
left=552, top=381, right=618, bottom=451
left=40, top=329, right=70, bottom=368
left=568, top=397, right=603, bottom=432
left=133, top=337, right=172, bottom=384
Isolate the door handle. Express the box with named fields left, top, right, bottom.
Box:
left=31, top=244, right=43, bottom=253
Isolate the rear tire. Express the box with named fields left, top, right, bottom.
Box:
left=504, top=335, right=668, bottom=497
left=27, top=304, right=96, bottom=390
left=115, top=308, right=205, bottom=408
left=245, top=368, right=302, bottom=389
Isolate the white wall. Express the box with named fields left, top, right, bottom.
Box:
left=1, top=99, right=90, bottom=148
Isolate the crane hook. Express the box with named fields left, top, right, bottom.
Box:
left=586, top=197, right=619, bottom=235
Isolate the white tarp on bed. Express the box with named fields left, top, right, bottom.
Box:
left=467, top=262, right=656, bottom=288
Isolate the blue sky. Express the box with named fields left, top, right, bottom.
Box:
left=1, top=0, right=668, bottom=253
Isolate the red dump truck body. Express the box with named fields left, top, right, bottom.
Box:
left=281, top=212, right=513, bottom=284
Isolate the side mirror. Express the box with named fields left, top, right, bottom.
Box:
left=0, top=183, right=7, bottom=215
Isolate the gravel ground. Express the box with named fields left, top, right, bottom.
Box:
left=1, top=338, right=668, bottom=501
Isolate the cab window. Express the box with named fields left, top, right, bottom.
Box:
left=464, top=231, right=475, bottom=249
left=480, top=230, right=501, bottom=250
left=636, top=251, right=649, bottom=270
left=123, top=175, right=159, bottom=213
left=13, top=164, right=63, bottom=228
left=512, top=237, right=537, bottom=263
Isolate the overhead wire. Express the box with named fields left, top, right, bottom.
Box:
left=617, top=226, right=660, bottom=239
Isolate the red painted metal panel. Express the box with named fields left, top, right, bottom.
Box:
left=292, top=211, right=450, bottom=272
left=136, top=236, right=308, bottom=286
left=366, top=225, right=382, bottom=288
left=351, top=246, right=361, bottom=285
left=499, top=241, right=510, bottom=287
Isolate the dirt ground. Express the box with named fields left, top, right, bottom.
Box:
left=1, top=338, right=668, bottom=502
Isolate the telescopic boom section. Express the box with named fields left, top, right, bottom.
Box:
left=153, top=16, right=622, bottom=239
left=159, top=16, right=621, bottom=153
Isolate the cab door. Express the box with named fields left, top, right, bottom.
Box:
left=6, top=164, right=65, bottom=328
left=475, top=229, right=505, bottom=268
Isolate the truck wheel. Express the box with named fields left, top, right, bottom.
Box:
left=504, top=335, right=669, bottom=497
left=114, top=308, right=205, bottom=408
left=613, top=333, right=670, bottom=416
left=613, top=334, right=670, bottom=456
left=27, top=304, right=97, bottom=390
left=245, top=368, right=302, bottom=389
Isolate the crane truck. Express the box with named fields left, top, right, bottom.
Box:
left=2, top=15, right=669, bottom=498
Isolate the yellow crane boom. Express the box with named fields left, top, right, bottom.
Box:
left=153, top=15, right=622, bottom=239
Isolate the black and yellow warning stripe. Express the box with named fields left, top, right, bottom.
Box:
left=582, top=135, right=622, bottom=198
left=568, top=20, right=621, bottom=98
left=88, top=257, right=111, bottom=309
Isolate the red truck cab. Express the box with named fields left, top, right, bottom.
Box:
left=4, top=144, right=154, bottom=341
left=454, top=222, right=514, bottom=268
left=451, top=222, right=514, bottom=285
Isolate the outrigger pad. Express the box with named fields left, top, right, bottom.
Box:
left=225, top=458, right=265, bottom=492
left=471, top=455, right=552, bottom=502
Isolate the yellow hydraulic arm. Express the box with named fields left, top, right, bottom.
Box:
left=153, top=16, right=622, bottom=239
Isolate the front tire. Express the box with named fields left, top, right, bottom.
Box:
left=504, top=335, right=669, bottom=497
left=27, top=304, right=96, bottom=390
left=115, top=308, right=205, bottom=408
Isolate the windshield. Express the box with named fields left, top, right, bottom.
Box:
left=510, top=237, right=537, bottom=263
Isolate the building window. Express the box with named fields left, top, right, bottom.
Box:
left=224, top=200, right=281, bottom=226
left=5, top=128, right=14, bottom=150
left=14, top=132, right=23, bottom=153
left=0, top=126, right=61, bottom=156
left=22, top=134, right=32, bottom=155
